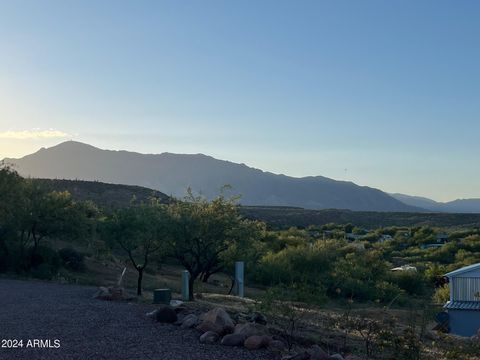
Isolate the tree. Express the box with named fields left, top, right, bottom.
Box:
left=0, top=164, right=25, bottom=270
left=103, top=201, right=167, bottom=296
left=165, top=191, right=262, bottom=300
left=18, top=182, right=91, bottom=262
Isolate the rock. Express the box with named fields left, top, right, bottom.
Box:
left=146, top=309, right=158, bottom=319
left=108, top=287, right=124, bottom=300
left=249, top=312, right=267, bottom=325
left=244, top=335, right=271, bottom=350
left=196, top=320, right=225, bottom=335
left=234, top=323, right=268, bottom=337
left=282, top=352, right=310, bottom=360
left=197, top=308, right=235, bottom=335
left=94, top=286, right=112, bottom=300
left=328, top=354, right=344, bottom=360
left=203, top=308, right=235, bottom=330
left=308, top=345, right=329, bottom=360
left=199, top=331, right=219, bottom=344
left=93, top=286, right=124, bottom=301
left=181, top=314, right=199, bottom=329
left=155, top=306, right=178, bottom=323
left=267, top=339, right=287, bottom=352
left=174, top=306, right=188, bottom=314
left=221, top=333, right=246, bottom=346
left=236, top=311, right=268, bottom=325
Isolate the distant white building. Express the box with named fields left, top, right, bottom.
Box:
left=391, top=265, right=417, bottom=272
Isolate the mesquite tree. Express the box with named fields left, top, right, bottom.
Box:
left=165, top=191, right=263, bottom=300
left=104, top=201, right=167, bottom=296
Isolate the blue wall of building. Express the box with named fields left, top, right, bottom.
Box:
left=449, top=310, right=480, bottom=336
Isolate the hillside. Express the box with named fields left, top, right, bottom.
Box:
left=33, top=178, right=170, bottom=208
left=391, top=193, right=480, bottom=213
left=29, top=178, right=480, bottom=228
left=5, top=141, right=421, bottom=212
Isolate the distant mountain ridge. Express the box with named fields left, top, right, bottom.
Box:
left=391, top=193, right=480, bottom=214
left=4, top=141, right=423, bottom=212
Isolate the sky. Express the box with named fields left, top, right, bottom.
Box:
left=0, top=0, right=479, bottom=202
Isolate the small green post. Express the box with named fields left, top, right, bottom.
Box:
left=181, top=270, right=190, bottom=301
left=153, top=288, right=171, bottom=304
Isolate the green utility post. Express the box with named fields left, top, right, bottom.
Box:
left=181, top=270, right=190, bottom=301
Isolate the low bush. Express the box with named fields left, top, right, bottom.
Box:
left=58, top=247, right=85, bottom=272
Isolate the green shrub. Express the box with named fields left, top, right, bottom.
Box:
left=58, top=247, right=85, bottom=272
left=29, top=246, right=61, bottom=270
left=388, top=271, right=426, bottom=296
left=30, top=263, right=57, bottom=280
left=432, top=285, right=449, bottom=304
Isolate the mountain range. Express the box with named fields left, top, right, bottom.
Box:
left=3, top=141, right=479, bottom=213
left=390, top=193, right=480, bottom=214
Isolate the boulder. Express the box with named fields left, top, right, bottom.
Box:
left=234, top=323, right=268, bottom=337
left=93, top=286, right=124, bottom=301
left=199, top=331, right=219, bottom=344
left=94, top=286, right=112, bottom=300
left=308, top=345, right=329, bottom=360
left=174, top=306, right=188, bottom=314
left=181, top=314, right=199, bottom=329
left=196, top=321, right=225, bottom=335
left=244, top=335, right=271, bottom=350
left=108, top=287, right=124, bottom=300
left=197, top=308, right=235, bottom=335
left=282, top=352, right=310, bottom=360
left=267, top=339, right=287, bottom=352
left=249, top=312, right=267, bottom=325
left=146, top=309, right=159, bottom=319
left=221, top=333, right=246, bottom=346
left=155, top=306, right=178, bottom=323
left=236, top=311, right=268, bottom=325
left=203, top=308, right=234, bottom=329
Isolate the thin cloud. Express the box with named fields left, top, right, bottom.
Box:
left=0, top=129, right=70, bottom=139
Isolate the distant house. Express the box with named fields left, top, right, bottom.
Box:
left=444, top=263, right=480, bottom=336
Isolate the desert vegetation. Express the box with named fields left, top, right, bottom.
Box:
left=1, top=165, right=480, bottom=359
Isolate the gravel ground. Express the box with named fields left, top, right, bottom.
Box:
left=0, top=279, right=275, bottom=360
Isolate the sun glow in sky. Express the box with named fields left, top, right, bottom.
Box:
left=0, top=0, right=479, bottom=202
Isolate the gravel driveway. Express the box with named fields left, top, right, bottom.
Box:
left=0, top=279, right=275, bottom=360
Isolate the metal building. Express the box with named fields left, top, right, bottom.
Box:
left=444, top=263, right=480, bottom=336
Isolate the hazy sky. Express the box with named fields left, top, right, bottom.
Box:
left=0, top=1, right=479, bottom=202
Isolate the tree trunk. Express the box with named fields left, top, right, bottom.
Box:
left=137, top=268, right=144, bottom=296
left=202, top=272, right=211, bottom=283
left=228, top=276, right=235, bottom=295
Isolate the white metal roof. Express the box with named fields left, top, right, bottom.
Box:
left=445, top=263, right=480, bottom=278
